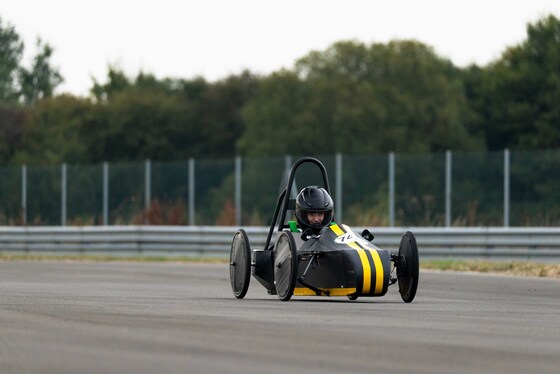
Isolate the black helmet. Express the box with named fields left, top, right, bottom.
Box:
left=295, top=186, right=334, bottom=231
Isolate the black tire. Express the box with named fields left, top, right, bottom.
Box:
left=273, top=231, right=298, bottom=301
left=229, top=229, right=251, bottom=299
left=397, top=231, right=419, bottom=303
left=347, top=294, right=359, bottom=300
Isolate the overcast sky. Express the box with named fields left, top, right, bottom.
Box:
left=3, top=0, right=560, bottom=96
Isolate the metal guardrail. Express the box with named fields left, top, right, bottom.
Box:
left=0, top=226, right=559, bottom=260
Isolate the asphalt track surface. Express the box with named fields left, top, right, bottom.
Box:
left=1, top=261, right=559, bottom=374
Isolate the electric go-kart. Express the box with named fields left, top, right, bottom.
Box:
left=229, top=157, right=419, bottom=302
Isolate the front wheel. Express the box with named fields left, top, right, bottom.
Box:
left=396, top=231, right=419, bottom=303
left=273, top=231, right=298, bottom=301
left=229, top=229, right=251, bottom=299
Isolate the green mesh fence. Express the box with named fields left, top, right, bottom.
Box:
left=27, top=165, right=61, bottom=225
left=452, top=151, right=504, bottom=226
left=194, top=158, right=235, bottom=225
left=1, top=150, right=559, bottom=227
left=150, top=160, right=190, bottom=225
left=241, top=156, right=286, bottom=226
left=342, top=154, right=388, bottom=226
left=395, top=153, right=446, bottom=226
left=107, top=161, right=144, bottom=224
left=67, top=164, right=103, bottom=225
left=510, top=149, right=560, bottom=226
left=0, top=165, right=21, bottom=225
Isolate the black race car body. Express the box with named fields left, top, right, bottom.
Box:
left=294, top=223, right=391, bottom=297
left=252, top=223, right=392, bottom=298
left=230, top=157, right=419, bottom=302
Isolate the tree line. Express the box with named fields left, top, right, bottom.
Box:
left=1, top=14, right=559, bottom=166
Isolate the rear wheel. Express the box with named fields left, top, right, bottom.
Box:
left=229, top=229, right=251, bottom=299
left=397, top=231, right=419, bottom=303
left=273, top=231, right=298, bottom=301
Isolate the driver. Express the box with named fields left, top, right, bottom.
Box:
left=294, top=186, right=334, bottom=234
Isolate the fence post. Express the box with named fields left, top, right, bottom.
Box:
left=21, top=164, right=27, bottom=226
left=144, top=159, right=151, bottom=224
left=504, top=148, right=510, bottom=227
left=103, top=162, right=109, bottom=226
left=388, top=152, right=395, bottom=227
left=61, top=163, right=67, bottom=226
left=188, top=158, right=195, bottom=226
left=235, top=156, right=242, bottom=226
left=335, top=153, right=343, bottom=223
left=445, top=150, right=452, bottom=227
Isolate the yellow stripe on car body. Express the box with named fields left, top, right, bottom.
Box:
left=341, top=224, right=385, bottom=295
left=294, top=287, right=357, bottom=297
left=330, top=224, right=373, bottom=294
left=367, top=248, right=384, bottom=295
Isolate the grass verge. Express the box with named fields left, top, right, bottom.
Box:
left=421, top=259, right=560, bottom=279
left=0, top=252, right=226, bottom=263
left=1, top=253, right=558, bottom=279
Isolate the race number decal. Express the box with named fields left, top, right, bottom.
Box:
left=334, top=232, right=369, bottom=247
